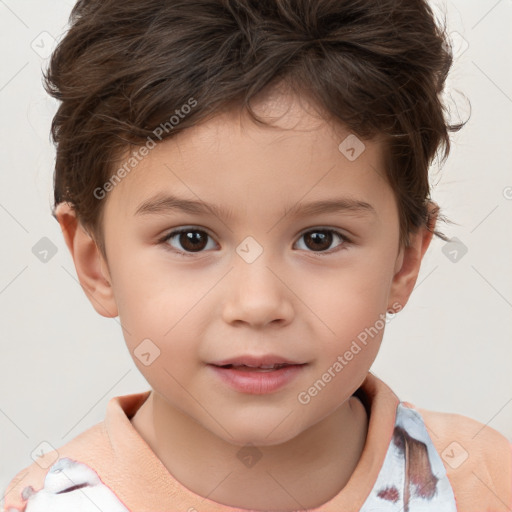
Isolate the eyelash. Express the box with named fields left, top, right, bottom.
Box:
left=158, top=227, right=352, bottom=258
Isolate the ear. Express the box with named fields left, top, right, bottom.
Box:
left=387, top=202, right=438, bottom=313
left=54, top=202, right=118, bottom=318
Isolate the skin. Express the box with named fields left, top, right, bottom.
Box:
left=55, top=87, right=436, bottom=511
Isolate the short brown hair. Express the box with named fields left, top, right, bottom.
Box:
left=46, top=0, right=468, bottom=259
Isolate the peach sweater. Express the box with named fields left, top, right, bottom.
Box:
left=2, top=372, right=511, bottom=511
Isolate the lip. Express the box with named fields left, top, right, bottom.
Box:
left=209, top=354, right=305, bottom=367
left=207, top=363, right=307, bottom=394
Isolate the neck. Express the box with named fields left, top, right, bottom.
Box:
left=131, top=390, right=368, bottom=511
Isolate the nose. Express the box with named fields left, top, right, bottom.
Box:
left=221, top=255, right=294, bottom=328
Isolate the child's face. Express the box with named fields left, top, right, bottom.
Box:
left=62, top=91, right=425, bottom=446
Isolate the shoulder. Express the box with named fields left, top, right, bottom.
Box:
left=410, top=403, right=512, bottom=511
left=2, top=391, right=151, bottom=512
left=2, top=422, right=113, bottom=512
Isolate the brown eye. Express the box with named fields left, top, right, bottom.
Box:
left=304, top=231, right=332, bottom=251
left=162, top=228, right=216, bottom=255
left=178, top=231, right=208, bottom=251
left=295, top=229, right=349, bottom=254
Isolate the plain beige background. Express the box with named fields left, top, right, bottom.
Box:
left=1, top=0, right=511, bottom=498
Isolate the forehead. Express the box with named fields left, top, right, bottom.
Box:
left=103, top=90, right=392, bottom=222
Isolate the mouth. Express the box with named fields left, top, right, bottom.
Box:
left=212, top=363, right=305, bottom=372
left=207, top=361, right=308, bottom=394
left=209, top=354, right=307, bottom=369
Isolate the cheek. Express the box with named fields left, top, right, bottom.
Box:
left=313, top=261, right=394, bottom=325
left=306, top=260, right=394, bottom=374
left=109, top=248, right=177, bottom=318
left=110, top=260, right=204, bottom=354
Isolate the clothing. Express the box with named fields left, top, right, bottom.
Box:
left=2, top=372, right=511, bottom=511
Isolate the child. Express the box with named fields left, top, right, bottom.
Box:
left=3, top=0, right=511, bottom=511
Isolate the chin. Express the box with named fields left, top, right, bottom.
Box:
left=214, top=421, right=304, bottom=448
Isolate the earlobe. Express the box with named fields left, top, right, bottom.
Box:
left=387, top=204, right=437, bottom=312
left=54, top=202, right=118, bottom=318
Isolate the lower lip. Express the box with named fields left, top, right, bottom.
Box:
left=208, top=364, right=306, bottom=394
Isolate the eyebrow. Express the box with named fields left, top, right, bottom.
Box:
left=134, top=193, right=376, bottom=221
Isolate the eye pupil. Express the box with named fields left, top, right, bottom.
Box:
left=180, top=231, right=207, bottom=251
left=305, top=231, right=332, bottom=251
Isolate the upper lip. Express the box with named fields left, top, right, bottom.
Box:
left=209, top=354, right=306, bottom=367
